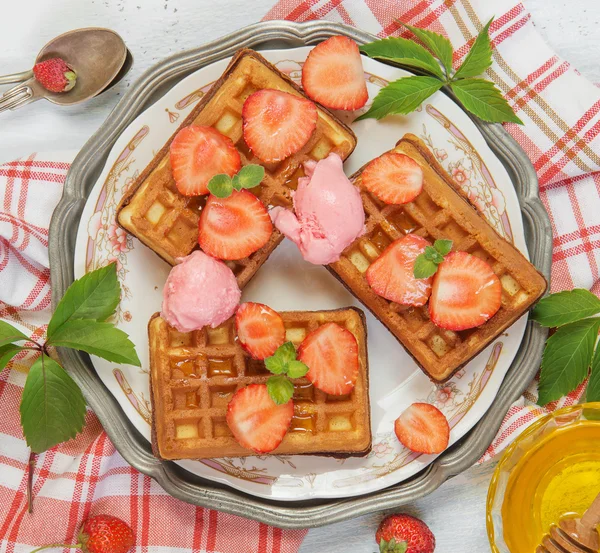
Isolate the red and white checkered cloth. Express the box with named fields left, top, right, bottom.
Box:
left=2, top=0, right=600, bottom=550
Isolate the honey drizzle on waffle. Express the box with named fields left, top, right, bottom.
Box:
left=328, top=134, right=547, bottom=383
left=118, top=49, right=356, bottom=288
left=149, top=308, right=371, bottom=460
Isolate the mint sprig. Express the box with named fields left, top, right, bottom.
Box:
left=207, top=164, right=265, bottom=198
left=2, top=262, right=141, bottom=454
left=358, top=18, right=523, bottom=125
left=413, top=239, right=453, bottom=279
left=531, top=289, right=600, bottom=405
left=264, top=342, right=309, bottom=404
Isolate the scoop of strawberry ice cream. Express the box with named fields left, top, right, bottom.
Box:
left=161, top=250, right=241, bottom=332
left=270, top=153, right=365, bottom=265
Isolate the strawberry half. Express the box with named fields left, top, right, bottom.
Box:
left=429, top=251, right=502, bottom=331
left=242, top=89, right=317, bottom=163
left=366, top=234, right=433, bottom=306
left=170, top=125, right=241, bottom=196
left=298, top=322, right=359, bottom=395
left=394, top=403, right=450, bottom=455
left=301, top=36, right=368, bottom=111
left=235, top=302, right=286, bottom=360
left=361, top=152, right=424, bottom=205
left=198, top=189, right=273, bottom=260
left=226, top=384, right=294, bottom=453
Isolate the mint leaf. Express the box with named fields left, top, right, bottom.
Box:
left=398, top=22, right=454, bottom=75
left=532, top=289, right=600, bottom=328
left=355, top=76, right=443, bottom=121
left=49, top=319, right=141, bottom=366
left=0, top=344, right=24, bottom=372
left=413, top=256, right=438, bottom=279
left=234, top=165, right=265, bottom=190
left=538, top=318, right=600, bottom=405
left=588, top=343, right=600, bottom=402
left=207, top=174, right=233, bottom=198
left=434, top=239, right=453, bottom=256
left=453, top=18, right=493, bottom=79
left=277, top=342, right=297, bottom=366
left=264, top=353, right=287, bottom=375
left=360, top=38, right=444, bottom=79
left=266, top=375, right=294, bottom=405
left=287, top=359, right=309, bottom=379
left=20, top=354, right=86, bottom=453
left=0, top=320, right=30, bottom=347
left=47, top=263, right=120, bottom=338
left=423, top=245, right=443, bottom=264
left=450, top=78, right=523, bottom=124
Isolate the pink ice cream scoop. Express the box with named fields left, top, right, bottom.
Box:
left=161, top=250, right=241, bottom=332
left=270, top=153, right=365, bottom=265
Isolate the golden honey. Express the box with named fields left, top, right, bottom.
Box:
left=500, top=421, right=600, bottom=553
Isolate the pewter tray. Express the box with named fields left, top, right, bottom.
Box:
left=49, top=21, right=551, bottom=529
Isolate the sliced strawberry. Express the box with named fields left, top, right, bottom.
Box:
left=298, top=322, right=358, bottom=395
left=198, top=190, right=273, bottom=260
left=242, top=89, right=317, bottom=163
left=361, top=152, right=424, bottom=205
left=366, top=234, right=433, bottom=306
left=429, top=251, right=502, bottom=331
left=301, top=36, right=368, bottom=111
left=235, top=302, right=286, bottom=360
left=170, top=125, right=241, bottom=196
left=226, top=384, right=294, bottom=453
left=394, top=403, right=450, bottom=454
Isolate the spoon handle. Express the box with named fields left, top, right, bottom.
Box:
left=581, top=491, right=600, bottom=528
left=0, top=83, right=35, bottom=113
left=0, top=70, right=34, bottom=86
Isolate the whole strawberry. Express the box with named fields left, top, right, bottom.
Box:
left=375, top=514, right=435, bottom=553
left=33, top=58, right=77, bottom=93
left=31, top=515, right=134, bottom=553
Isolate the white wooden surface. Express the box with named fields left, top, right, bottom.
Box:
left=1, top=1, right=598, bottom=550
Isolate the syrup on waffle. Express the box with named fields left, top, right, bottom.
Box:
left=328, top=133, right=547, bottom=382
left=149, top=308, right=371, bottom=460
left=117, top=49, right=357, bottom=288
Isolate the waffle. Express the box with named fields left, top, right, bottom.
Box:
left=149, top=308, right=371, bottom=460
left=328, top=134, right=548, bottom=383
left=117, top=49, right=357, bottom=288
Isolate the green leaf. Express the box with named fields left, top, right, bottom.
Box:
left=450, top=78, right=523, bottom=124
left=264, top=353, right=287, bottom=375
left=538, top=318, right=600, bottom=405
left=20, top=354, right=86, bottom=453
left=234, top=165, right=265, bottom=190
left=0, top=344, right=24, bottom=372
left=48, top=319, right=141, bottom=366
left=266, top=375, right=294, bottom=405
left=360, top=37, right=445, bottom=79
left=587, top=342, right=600, bottom=402
left=355, top=76, right=443, bottom=121
left=398, top=21, right=454, bottom=75
left=287, top=359, right=309, bottom=379
left=423, top=245, right=444, bottom=264
left=531, top=289, right=600, bottom=328
left=207, top=174, right=233, bottom=198
left=434, top=239, right=453, bottom=256
left=47, top=263, right=120, bottom=338
left=0, top=320, right=30, bottom=347
left=453, top=18, right=493, bottom=79
left=413, top=255, right=438, bottom=279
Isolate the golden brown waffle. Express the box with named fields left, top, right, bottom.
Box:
left=118, top=48, right=357, bottom=288
left=149, top=308, right=371, bottom=460
left=328, top=133, right=547, bottom=383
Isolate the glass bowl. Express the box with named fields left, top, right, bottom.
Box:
left=486, top=402, right=600, bottom=553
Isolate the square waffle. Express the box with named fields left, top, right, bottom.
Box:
left=328, top=133, right=548, bottom=383
left=117, top=48, right=357, bottom=288
left=149, top=308, right=371, bottom=460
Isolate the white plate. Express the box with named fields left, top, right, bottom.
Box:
left=74, top=47, right=527, bottom=501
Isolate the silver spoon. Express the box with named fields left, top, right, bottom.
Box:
left=0, top=27, right=131, bottom=113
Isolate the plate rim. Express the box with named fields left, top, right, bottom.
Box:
left=49, top=20, right=552, bottom=529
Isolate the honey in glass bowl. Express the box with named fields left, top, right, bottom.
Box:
left=487, top=403, right=600, bottom=553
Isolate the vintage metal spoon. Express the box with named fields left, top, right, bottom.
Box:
left=0, top=27, right=131, bottom=113
left=536, top=491, right=600, bottom=553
